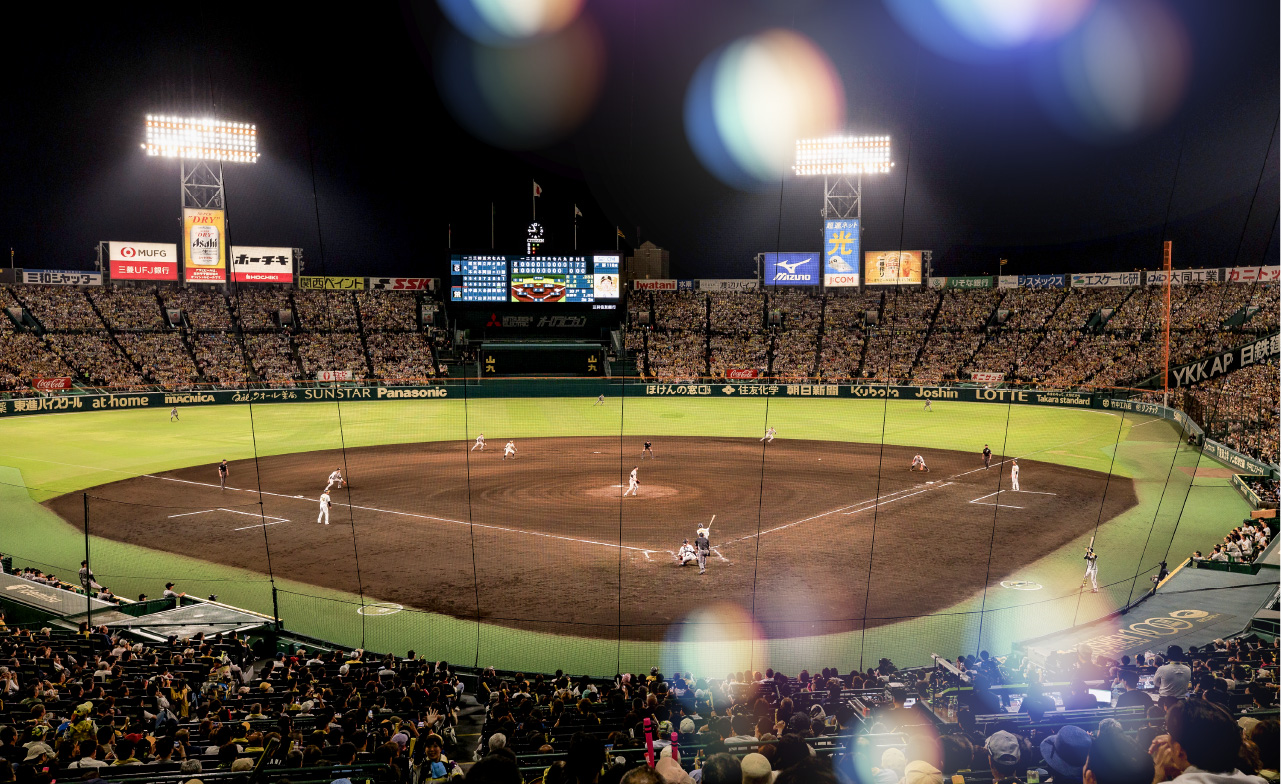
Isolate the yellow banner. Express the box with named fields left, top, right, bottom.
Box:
left=183, top=208, right=227, bottom=283
left=864, top=250, right=923, bottom=286
left=298, top=276, right=366, bottom=291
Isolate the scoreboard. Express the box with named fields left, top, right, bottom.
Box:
left=451, top=254, right=621, bottom=304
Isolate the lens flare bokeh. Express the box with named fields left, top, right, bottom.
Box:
left=435, top=17, right=605, bottom=150
left=885, top=0, right=1096, bottom=61
left=685, top=30, right=845, bottom=190
left=661, top=602, right=765, bottom=680
left=1031, top=0, right=1189, bottom=140
left=437, top=0, right=584, bottom=45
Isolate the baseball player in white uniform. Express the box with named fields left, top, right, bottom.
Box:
left=1010, top=459, right=1020, bottom=491
left=1082, top=547, right=1098, bottom=592
left=760, top=427, right=777, bottom=443
left=676, top=539, right=697, bottom=566
left=471, top=434, right=485, bottom=451
left=624, top=466, right=639, bottom=496
left=911, top=454, right=927, bottom=472
left=170, top=407, right=180, bottom=422
left=595, top=394, right=605, bottom=406
left=503, top=440, right=517, bottom=460
left=325, top=469, right=344, bottom=492
left=318, top=492, right=332, bottom=525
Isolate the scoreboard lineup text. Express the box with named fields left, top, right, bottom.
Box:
left=451, top=254, right=621, bottom=304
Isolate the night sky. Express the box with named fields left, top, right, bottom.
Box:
left=1, top=1, right=1276, bottom=280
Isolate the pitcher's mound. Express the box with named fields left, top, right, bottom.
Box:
left=584, top=484, right=681, bottom=499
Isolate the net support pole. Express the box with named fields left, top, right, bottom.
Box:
left=83, top=493, right=92, bottom=628
left=1163, top=241, right=1172, bottom=407
left=271, top=586, right=281, bottom=631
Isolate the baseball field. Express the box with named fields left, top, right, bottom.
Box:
left=0, top=387, right=1249, bottom=676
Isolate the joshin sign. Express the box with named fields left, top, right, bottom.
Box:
left=183, top=208, right=227, bottom=283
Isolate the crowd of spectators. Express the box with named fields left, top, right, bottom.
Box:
left=161, top=289, right=235, bottom=332
left=1191, top=518, right=1272, bottom=566
left=243, top=333, right=299, bottom=384
left=710, top=293, right=763, bottom=334
left=231, top=288, right=294, bottom=331
left=294, top=290, right=361, bottom=331
left=645, top=332, right=706, bottom=381
left=12, top=287, right=104, bottom=331
left=114, top=333, right=200, bottom=387
left=357, top=292, right=420, bottom=332
left=367, top=332, right=440, bottom=382
left=295, top=333, right=368, bottom=380
left=1177, top=362, right=1280, bottom=465
left=0, top=331, right=76, bottom=390
left=89, top=288, right=165, bottom=331
left=710, top=334, right=767, bottom=379
left=44, top=334, right=141, bottom=388
left=191, top=333, right=251, bottom=386
left=0, top=611, right=467, bottom=784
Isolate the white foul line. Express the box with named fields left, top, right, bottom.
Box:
left=168, top=509, right=216, bottom=518
left=234, top=520, right=289, bottom=531
left=142, top=474, right=654, bottom=554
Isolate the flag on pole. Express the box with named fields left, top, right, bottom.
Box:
left=574, top=204, right=582, bottom=218
left=617, top=227, right=626, bottom=238
left=533, top=181, right=543, bottom=198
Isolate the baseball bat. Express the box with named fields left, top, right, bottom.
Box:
left=1088, top=535, right=1095, bottom=550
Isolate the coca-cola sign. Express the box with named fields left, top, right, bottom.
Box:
left=726, top=369, right=759, bottom=379
left=32, top=377, right=73, bottom=391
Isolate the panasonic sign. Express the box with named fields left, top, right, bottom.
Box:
left=763, top=252, right=819, bottom=286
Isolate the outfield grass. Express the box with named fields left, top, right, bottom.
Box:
left=0, top=393, right=1248, bottom=676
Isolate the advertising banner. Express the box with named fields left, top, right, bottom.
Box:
left=864, top=251, right=923, bottom=286
left=632, top=279, right=677, bottom=292
left=182, top=208, right=227, bottom=283
left=230, top=246, right=293, bottom=283
left=1163, top=332, right=1279, bottom=388
left=298, top=276, right=365, bottom=291
left=1203, top=440, right=1276, bottom=477
left=677, top=279, right=697, bottom=291
left=698, top=279, right=758, bottom=292
left=368, top=277, right=435, bottom=291
left=763, top=252, right=820, bottom=286
left=998, top=276, right=1019, bottom=289
left=1071, top=272, right=1140, bottom=287
left=315, top=370, right=354, bottom=382
left=108, top=241, right=179, bottom=281
left=1019, top=274, right=1068, bottom=289
left=931, top=276, right=995, bottom=290
left=1145, top=268, right=1220, bottom=286
left=823, top=219, right=860, bottom=287
left=20, top=269, right=102, bottom=286
left=725, top=369, right=759, bottom=379
left=1225, top=266, right=1281, bottom=283
left=970, top=372, right=1005, bottom=383
left=32, top=377, right=72, bottom=391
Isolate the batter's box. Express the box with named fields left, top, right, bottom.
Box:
left=167, top=507, right=290, bottom=531
left=968, top=488, right=1057, bottom=510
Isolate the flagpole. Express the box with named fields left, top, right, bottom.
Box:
left=616, top=226, right=619, bottom=252
left=490, top=203, right=494, bottom=250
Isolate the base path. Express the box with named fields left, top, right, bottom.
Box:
left=48, top=437, right=1137, bottom=641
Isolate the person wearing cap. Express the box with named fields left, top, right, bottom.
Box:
left=986, top=731, right=1025, bottom=784
left=742, top=752, right=775, bottom=784
left=67, top=702, right=97, bottom=745
left=1042, top=725, right=1092, bottom=784
left=21, top=741, right=54, bottom=771
left=906, top=759, right=945, bottom=784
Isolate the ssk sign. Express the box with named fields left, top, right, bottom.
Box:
left=370, top=277, right=434, bottom=291
left=726, top=368, right=759, bottom=379
left=108, top=241, right=179, bottom=281
left=32, top=377, right=72, bottom=391
left=231, top=246, right=293, bottom=283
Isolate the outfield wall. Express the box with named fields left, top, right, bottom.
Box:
left=2, top=380, right=1272, bottom=477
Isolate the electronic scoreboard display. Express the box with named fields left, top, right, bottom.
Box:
left=451, top=254, right=620, bottom=304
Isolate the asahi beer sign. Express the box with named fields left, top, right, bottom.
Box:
left=108, top=241, right=179, bottom=281
left=183, top=208, right=227, bottom=283
left=231, top=246, right=293, bottom=283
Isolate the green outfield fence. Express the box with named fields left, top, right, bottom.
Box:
left=0, top=375, right=1272, bottom=677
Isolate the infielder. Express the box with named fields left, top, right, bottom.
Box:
left=1082, top=547, right=1098, bottom=592
left=676, top=539, right=697, bottom=567
left=218, top=459, right=229, bottom=490
left=982, top=445, right=992, bottom=469
left=318, top=492, right=332, bottom=525
left=695, top=527, right=711, bottom=575
left=594, top=394, right=606, bottom=406
left=170, top=407, right=180, bottom=422
left=910, top=454, right=928, bottom=472
left=624, top=466, right=639, bottom=496
left=1010, top=459, right=1020, bottom=491
left=471, top=434, right=485, bottom=451
left=325, top=469, right=345, bottom=492
left=642, top=440, right=654, bottom=460
left=760, top=427, right=777, bottom=443
left=503, top=440, right=517, bottom=460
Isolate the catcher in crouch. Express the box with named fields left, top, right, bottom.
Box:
left=676, top=539, right=698, bottom=567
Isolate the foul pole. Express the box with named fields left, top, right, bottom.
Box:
left=1163, top=241, right=1172, bottom=407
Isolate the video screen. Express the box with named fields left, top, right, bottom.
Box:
left=451, top=254, right=621, bottom=304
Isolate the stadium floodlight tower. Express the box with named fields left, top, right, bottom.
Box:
left=792, top=135, right=893, bottom=223
left=142, top=115, right=259, bottom=288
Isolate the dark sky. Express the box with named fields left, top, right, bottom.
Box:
left=1, top=1, right=1276, bottom=279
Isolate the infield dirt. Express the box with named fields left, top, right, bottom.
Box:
left=48, top=436, right=1136, bottom=641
